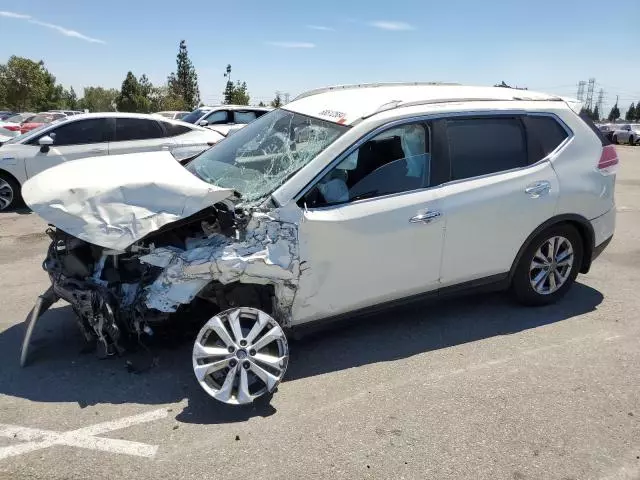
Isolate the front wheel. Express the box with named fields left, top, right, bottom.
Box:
left=192, top=307, right=289, bottom=405
left=511, top=225, right=583, bottom=306
left=0, top=173, right=22, bottom=211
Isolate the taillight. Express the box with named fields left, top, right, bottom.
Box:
left=4, top=125, right=19, bottom=131
left=597, top=145, right=619, bottom=175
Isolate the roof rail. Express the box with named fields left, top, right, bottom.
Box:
left=352, top=95, right=566, bottom=124
left=292, top=82, right=460, bottom=102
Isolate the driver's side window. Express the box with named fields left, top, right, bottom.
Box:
left=303, top=122, right=431, bottom=207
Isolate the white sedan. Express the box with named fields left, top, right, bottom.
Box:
left=0, top=112, right=223, bottom=210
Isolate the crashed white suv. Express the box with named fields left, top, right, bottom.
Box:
left=20, top=83, right=617, bottom=405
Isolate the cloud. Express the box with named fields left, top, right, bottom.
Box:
left=0, top=10, right=105, bottom=43
left=369, top=21, right=415, bottom=31
left=306, top=25, right=334, bottom=31
left=28, top=19, right=106, bottom=43
left=0, top=10, right=31, bottom=19
left=266, top=41, right=316, bottom=48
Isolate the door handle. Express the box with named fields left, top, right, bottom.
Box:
left=409, top=211, right=442, bottom=224
left=88, top=148, right=105, bottom=154
left=525, top=181, right=551, bottom=197
left=160, top=143, right=173, bottom=150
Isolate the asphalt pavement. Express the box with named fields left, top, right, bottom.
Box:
left=0, top=147, right=639, bottom=480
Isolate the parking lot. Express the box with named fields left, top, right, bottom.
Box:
left=0, top=146, right=637, bottom=480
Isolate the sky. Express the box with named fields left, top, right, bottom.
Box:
left=0, top=0, right=638, bottom=115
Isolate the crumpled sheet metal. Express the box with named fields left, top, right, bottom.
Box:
left=22, top=151, right=234, bottom=251
left=142, top=209, right=301, bottom=323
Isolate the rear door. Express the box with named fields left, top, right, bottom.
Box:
left=25, top=118, right=112, bottom=178
left=437, top=114, right=566, bottom=287
left=108, top=117, right=175, bottom=156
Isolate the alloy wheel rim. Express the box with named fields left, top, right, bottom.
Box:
left=0, top=179, right=13, bottom=210
left=529, top=236, right=574, bottom=295
left=192, top=307, right=289, bottom=405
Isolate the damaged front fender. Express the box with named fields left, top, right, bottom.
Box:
left=142, top=207, right=302, bottom=325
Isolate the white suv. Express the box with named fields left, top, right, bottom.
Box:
left=20, top=84, right=617, bottom=405
left=0, top=112, right=223, bottom=210
left=181, top=105, right=271, bottom=136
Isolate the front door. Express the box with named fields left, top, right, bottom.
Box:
left=25, top=118, right=111, bottom=178
left=292, top=120, right=447, bottom=324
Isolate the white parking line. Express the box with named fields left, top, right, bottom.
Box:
left=0, top=408, right=168, bottom=460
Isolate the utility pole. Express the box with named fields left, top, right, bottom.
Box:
left=596, top=88, right=605, bottom=118
left=585, top=78, right=596, bottom=110
left=223, top=64, right=232, bottom=84
left=283, top=92, right=290, bottom=104
left=577, top=81, right=586, bottom=102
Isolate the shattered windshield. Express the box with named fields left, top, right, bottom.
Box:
left=186, top=109, right=348, bottom=203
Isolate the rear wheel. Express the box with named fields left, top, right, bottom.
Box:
left=512, top=225, right=583, bottom=306
left=0, top=172, right=22, bottom=211
left=192, top=307, right=289, bottom=405
left=613, top=135, right=619, bottom=144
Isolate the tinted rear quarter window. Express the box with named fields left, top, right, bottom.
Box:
left=446, top=117, right=527, bottom=181
left=115, top=118, right=164, bottom=141
left=523, top=115, right=569, bottom=161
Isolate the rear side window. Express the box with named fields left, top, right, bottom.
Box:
left=446, top=117, right=527, bottom=181
left=203, top=110, right=229, bottom=124
left=233, top=111, right=257, bottom=123
left=47, top=119, right=112, bottom=146
left=523, top=115, right=569, bottom=161
left=162, top=122, right=191, bottom=137
left=579, top=112, right=611, bottom=146
left=115, top=118, right=164, bottom=141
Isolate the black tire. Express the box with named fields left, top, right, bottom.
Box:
left=613, top=135, right=619, bottom=145
left=511, top=224, right=583, bottom=306
left=0, top=171, right=22, bottom=211
left=630, top=135, right=637, bottom=146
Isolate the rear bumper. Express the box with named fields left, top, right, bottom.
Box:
left=590, top=207, right=616, bottom=248
left=592, top=235, right=613, bottom=261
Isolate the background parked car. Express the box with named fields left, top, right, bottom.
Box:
left=0, top=111, right=16, bottom=120
left=597, top=124, right=616, bottom=142
left=0, top=112, right=35, bottom=131
left=0, top=127, right=19, bottom=144
left=0, top=112, right=224, bottom=210
left=19, top=113, right=66, bottom=134
left=154, top=111, right=189, bottom=120
left=612, top=124, right=640, bottom=145
left=47, top=109, right=85, bottom=116
left=181, top=105, right=271, bottom=136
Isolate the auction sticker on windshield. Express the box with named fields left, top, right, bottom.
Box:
left=318, top=110, right=347, bottom=124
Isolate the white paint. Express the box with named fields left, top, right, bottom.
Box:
left=22, top=151, right=234, bottom=250
left=287, top=84, right=565, bottom=125
left=0, top=408, right=168, bottom=460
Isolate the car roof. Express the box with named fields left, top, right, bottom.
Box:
left=197, top=105, right=271, bottom=111
left=285, top=83, right=569, bottom=125
left=53, top=112, right=190, bottom=121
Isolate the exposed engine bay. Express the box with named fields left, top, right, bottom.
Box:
left=34, top=201, right=297, bottom=361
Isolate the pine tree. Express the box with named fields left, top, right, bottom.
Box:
left=116, top=71, right=151, bottom=112
left=168, top=40, right=200, bottom=109
left=593, top=105, right=600, bottom=122
left=608, top=103, right=620, bottom=122
left=625, top=103, right=636, bottom=122
left=270, top=92, right=282, bottom=108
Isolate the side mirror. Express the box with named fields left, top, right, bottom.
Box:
left=198, top=120, right=209, bottom=126
left=38, top=135, right=54, bottom=152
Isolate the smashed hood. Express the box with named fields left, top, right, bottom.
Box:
left=22, top=151, right=235, bottom=250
